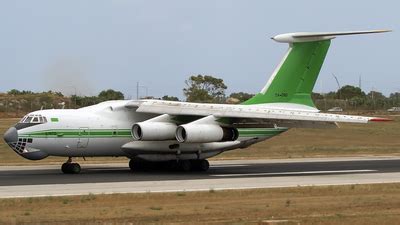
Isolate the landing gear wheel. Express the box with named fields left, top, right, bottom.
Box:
left=61, top=163, right=68, bottom=173
left=179, top=160, right=192, bottom=172
left=61, top=162, right=81, bottom=174
left=129, top=158, right=149, bottom=171
left=191, top=159, right=210, bottom=171
left=129, top=159, right=135, bottom=171
left=70, top=163, right=81, bottom=174
left=166, top=160, right=179, bottom=171
left=197, top=159, right=210, bottom=171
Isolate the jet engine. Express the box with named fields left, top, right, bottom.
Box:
left=132, top=122, right=177, bottom=141
left=175, top=124, right=238, bottom=143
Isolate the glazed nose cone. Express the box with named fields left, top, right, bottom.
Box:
left=3, top=127, right=18, bottom=143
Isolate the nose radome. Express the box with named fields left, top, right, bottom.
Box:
left=3, top=127, right=18, bottom=143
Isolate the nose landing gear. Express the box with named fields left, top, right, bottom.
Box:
left=61, top=157, right=81, bottom=174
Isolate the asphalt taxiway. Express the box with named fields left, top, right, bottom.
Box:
left=1, top=156, right=400, bottom=198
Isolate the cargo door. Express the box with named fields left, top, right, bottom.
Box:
left=77, top=127, right=89, bottom=148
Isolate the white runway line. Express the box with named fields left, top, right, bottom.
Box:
left=210, top=164, right=248, bottom=168
left=1, top=157, right=399, bottom=199
left=88, top=168, right=128, bottom=171
left=211, top=169, right=377, bottom=177
left=1, top=171, right=399, bottom=199
left=1, top=156, right=400, bottom=170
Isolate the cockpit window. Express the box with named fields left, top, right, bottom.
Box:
left=19, top=115, right=48, bottom=124
left=15, top=114, right=48, bottom=130
left=23, top=116, right=33, bottom=123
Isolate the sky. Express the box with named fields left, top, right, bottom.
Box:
left=0, top=0, right=398, bottom=99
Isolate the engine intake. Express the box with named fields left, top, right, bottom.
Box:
left=176, top=124, right=238, bottom=143
left=132, top=122, right=177, bottom=141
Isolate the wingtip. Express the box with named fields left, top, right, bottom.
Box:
left=373, top=29, right=393, bottom=33
left=369, top=117, right=393, bottom=122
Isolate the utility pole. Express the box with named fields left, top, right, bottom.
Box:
left=65, top=85, right=77, bottom=109
left=136, top=82, right=139, bottom=100
left=372, top=87, right=375, bottom=110
left=136, top=82, right=149, bottom=99
left=332, top=73, right=342, bottom=108
left=73, top=87, right=76, bottom=108
left=332, top=73, right=341, bottom=98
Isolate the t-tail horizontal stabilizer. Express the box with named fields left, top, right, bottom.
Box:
left=271, top=29, right=391, bottom=43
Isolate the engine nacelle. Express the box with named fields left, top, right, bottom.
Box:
left=132, top=122, right=177, bottom=141
left=176, top=124, right=239, bottom=143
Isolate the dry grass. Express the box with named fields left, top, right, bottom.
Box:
left=1, top=183, right=400, bottom=224
left=219, top=115, right=400, bottom=159
left=1, top=116, right=400, bottom=165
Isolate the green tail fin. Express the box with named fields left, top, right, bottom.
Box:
left=244, top=29, right=390, bottom=107
left=244, top=40, right=331, bottom=107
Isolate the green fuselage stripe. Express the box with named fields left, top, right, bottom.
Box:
left=19, top=128, right=287, bottom=139
left=19, top=129, right=132, bottom=138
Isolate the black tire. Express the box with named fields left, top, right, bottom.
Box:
left=166, top=160, right=179, bottom=171
left=129, top=159, right=135, bottom=171
left=61, top=163, right=68, bottom=174
left=61, top=163, right=81, bottom=174
left=179, top=160, right=192, bottom=172
left=191, top=159, right=210, bottom=171
left=70, top=163, right=81, bottom=174
left=197, top=159, right=210, bottom=171
left=129, top=159, right=148, bottom=171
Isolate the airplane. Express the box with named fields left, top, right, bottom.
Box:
left=3, top=29, right=391, bottom=174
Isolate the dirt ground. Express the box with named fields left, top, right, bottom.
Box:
left=1, top=183, right=400, bottom=225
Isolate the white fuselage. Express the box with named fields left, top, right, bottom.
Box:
left=8, top=100, right=285, bottom=161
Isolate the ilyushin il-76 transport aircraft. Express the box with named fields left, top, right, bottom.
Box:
left=4, top=30, right=391, bottom=174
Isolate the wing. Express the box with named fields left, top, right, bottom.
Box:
left=125, top=100, right=390, bottom=128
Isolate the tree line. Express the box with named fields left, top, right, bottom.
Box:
left=182, top=75, right=400, bottom=111
left=0, top=89, right=125, bottom=115
left=1, top=75, right=399, bottom=116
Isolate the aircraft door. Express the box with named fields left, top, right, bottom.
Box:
left=77, top=128, right=89, bottom=148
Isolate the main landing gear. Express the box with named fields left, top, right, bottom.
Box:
left=61, top=157, right=81, bottom=174
left=129, top=159, right=210, bottom=172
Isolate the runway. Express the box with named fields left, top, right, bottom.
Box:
left=1, top=156, right=400, bottom=198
